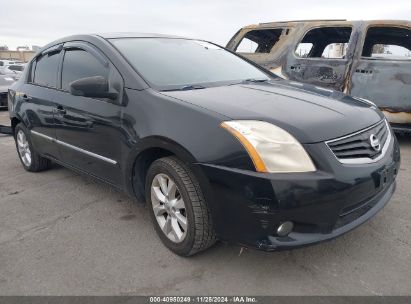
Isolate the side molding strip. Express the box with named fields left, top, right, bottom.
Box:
left=31, top=130, right=118, bottom=165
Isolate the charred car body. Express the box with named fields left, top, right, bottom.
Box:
left=227, top=20, right=411, bottom=132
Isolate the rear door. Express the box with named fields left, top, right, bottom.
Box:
left=20, top=45, right=63, bottom=158
left=285, top=24, right=359, bottom=91
left=350, top=24, right=411, bottom=128
left=53, top=42, right=124, bottom=186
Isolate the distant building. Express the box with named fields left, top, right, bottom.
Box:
left=17, top=46, right=30, bottom=51
left=0, top=50, right=35, bottom=62
left=32, top=45, right=42, bottom=52
left=0, top=45, right=9, bottom=51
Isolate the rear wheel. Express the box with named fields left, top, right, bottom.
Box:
left=14, top=123, right=51, bottom=172
left=146, top=156, right=216, bottom=256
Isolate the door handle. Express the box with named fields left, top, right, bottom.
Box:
left=22, top=94, right=32, bottom=101
left=56, top=105, right=66, bottom=115
left=355, top=69, right=373, bottom=74
left=290, top=65, right=303, bottom=71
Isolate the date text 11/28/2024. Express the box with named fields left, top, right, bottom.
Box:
left=149, top=296, right=257, bottom=303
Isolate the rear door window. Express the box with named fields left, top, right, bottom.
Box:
left=362, top=26, right=411, bottom=60
left=33, top=52, right=61, bottom=88
left=235, top=29, right=284, bottom=53
left=295, top=27, right=352, bottom=59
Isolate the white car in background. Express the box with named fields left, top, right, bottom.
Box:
left=0, top=63, right=26, bottom=77
left=0, top=59, right=17, bottom=66
left=0, top=74, right=16, bottom=109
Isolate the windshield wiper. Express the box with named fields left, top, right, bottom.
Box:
left=181, top=84, right=206, bottom=90
left=227, top=78, right=270, bottom=86
left=242, top=78, right=270, bottom=83
left=161, top=84, right=206, bottom=92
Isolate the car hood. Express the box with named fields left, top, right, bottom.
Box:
left=161, top=79, right=383, bottom=143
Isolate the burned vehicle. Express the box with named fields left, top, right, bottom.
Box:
left=227, top=20, right=411, bottom=132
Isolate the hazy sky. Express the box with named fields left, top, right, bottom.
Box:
left=1, top=0, right=410, bottom=50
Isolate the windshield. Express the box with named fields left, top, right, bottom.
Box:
left=110, top=38, right=271, bottom=90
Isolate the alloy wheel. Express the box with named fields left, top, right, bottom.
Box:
left=151, top=173, right=187, bottom=243
left=16, top=130, right=32, bottom=167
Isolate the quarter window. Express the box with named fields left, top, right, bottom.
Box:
left=33, top=52, right=61, bottom=87
left=236, top=29, right=284, bottom=54
left=362, top=27, right=411, bottom=60
left=295, top=27, right=352, bottom=59
left=61, top=49, right=108, bottom=91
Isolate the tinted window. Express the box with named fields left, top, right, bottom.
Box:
left=110, top=38, right=270, bottom=90
left=0, top=62, right=3, bottom=66
left=295, top=27, right=352, bottom=59
left=33, top=52, right=61, bottom=87
left=61, top=49, right=108, bottom=91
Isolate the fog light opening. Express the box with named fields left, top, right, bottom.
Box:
left=277, top=221, right=294, bottom=237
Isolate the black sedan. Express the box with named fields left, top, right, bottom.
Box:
left=8, top=33, right=400, bottom=256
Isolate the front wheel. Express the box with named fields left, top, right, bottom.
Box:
left=145, top=156, right=216, bottom=256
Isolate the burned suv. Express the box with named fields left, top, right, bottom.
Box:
left=227, top=20, right=411, bottom=132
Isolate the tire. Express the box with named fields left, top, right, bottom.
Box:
left=145, top=156, right=216, bottom=256
left=14, top=123, right=51, bottom=172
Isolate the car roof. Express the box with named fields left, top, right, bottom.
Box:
left=36, top=32, right=196, bottom=58
left=243, top=19, right=411, bottom=29
left=97, top=32, right=187, bottom=39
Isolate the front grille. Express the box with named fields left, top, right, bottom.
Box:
left=326, top=120, right=391, bottom=164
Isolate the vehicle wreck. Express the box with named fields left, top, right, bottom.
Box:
left=227, top=20, right=411, bottom=132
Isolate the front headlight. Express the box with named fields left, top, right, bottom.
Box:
left=221, top=120, right=315, bottom=173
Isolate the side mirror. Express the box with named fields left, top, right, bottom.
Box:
left=69, top=76, right=118, bottom=100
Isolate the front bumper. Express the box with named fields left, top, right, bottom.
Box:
left=198, top=134, right=400, bottom=251
left=264, top=181, right=395, bottom=250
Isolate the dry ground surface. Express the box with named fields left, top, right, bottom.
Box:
left=0, top=110, right=410, bottom=295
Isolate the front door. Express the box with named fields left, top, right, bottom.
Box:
left=350, top=25, right=411, bottom=128
left=53, top=43, right=124, bottom=186
left=285, top=25, right=359, bottom=91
